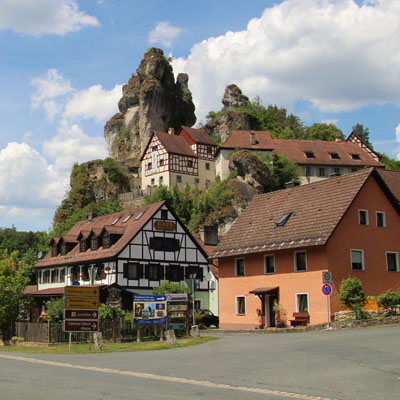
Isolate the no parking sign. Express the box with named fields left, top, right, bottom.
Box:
left=322, top=284, right=332, bottom=296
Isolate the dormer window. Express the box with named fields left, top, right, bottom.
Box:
left=79, top=239, right=87, bottom=253
left=103, top=232, right=111, bottom=249
left=330, top=153, right=340, bottom=159
left=276, top=212, right=293, bottom=227
left=91, top=235, right=98, bottom=251
left=351, top=154, right=361, bottom=160
left=305, top=152, right=315, bottom=158
left=51, top=245, right=58, bottom=257
left=61, top=242, right=67, bottom=256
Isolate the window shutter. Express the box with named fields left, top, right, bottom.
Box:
left=137, top=264, right=143, bottom=279
left=144, top=264, right=149, bottom=280
left=158, top=265, right=164, bottom=280
left=123, top=263, right=128, bottom=278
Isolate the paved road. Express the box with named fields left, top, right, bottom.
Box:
left=1, top=326, right=399, bottom=400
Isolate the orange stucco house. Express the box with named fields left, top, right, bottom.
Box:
left=212, top=168, right=400, bottom=329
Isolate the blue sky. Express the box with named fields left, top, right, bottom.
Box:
left=0, top=0, right=399, bottom=232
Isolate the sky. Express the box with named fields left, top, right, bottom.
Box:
left=1, top=0, right=400, bottom=232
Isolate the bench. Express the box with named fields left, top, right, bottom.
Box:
left=290, top=312, right=310, bottom=327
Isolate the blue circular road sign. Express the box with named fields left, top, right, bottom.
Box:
left=322, top=284, right=332, bottom=296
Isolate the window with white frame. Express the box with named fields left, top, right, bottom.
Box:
left=376, top=211, right=386, bottom=227
left=317, top=167, right=326, bottom=177
left=295, top=251, right=307, bottom=271
left=236, top=296, right=246, bottom=315
left=59, top=268, right=65, bottom=283
left=359, top=210, right=368, bottom=226
left=235, top=258, right=245, bottom=276
left=265, top=255, right=275, bottom=274
left=296, top=293, right=309, bottom=312
left=351, top=249, right=364, bottom=270
left=386, top=252, right=399, bottom=272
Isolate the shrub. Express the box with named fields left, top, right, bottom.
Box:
left=46, top=298, right=64, bottom=322
left=339, top=277, right=367, bottom=319
left=376, top=289, right=400, bottom=315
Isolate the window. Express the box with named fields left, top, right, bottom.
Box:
left=123, top=214, right=132, bottom=223
left=187, top=160, right=193, bottom=168
left=150, top=237, right=180, bottom=252
left=317, top=168, right=326, bottom=177
left=159, top=176, right=163, bottom=184
left=147, top=264, right=164, bottom=280
left=359, top=210, right=369, bottom=226
left=147, top=162, right=152, bottom=170
left=91, top=235, right=98, bottom=251
left=235, top=258, right=245, bottom=276
left=168, top=265, right=184, bottom=282
left=96, top=264, right=105, bottom=280
left=205, top=163, right=210, bottom=170
left=61, top=242, right=67, bottom=256
left=276, top=212, right=292, bottom=227
left=305, top=166, right=314, bottom=177
left=295, top=251, right=307, bottom=271
left=59, top=268, right=65, bottom=283
left=185, top=266, right=203, bottom=280
left=79, top=239, right=86, bottom=252
left=42, top=270, right=50, bottom=284
left=123, top=263, right=143, bottom=280
left=176, top=175, right=182, bottom=183
left=331, top=167, right=342, bottom=175
left=51, top=245, right=58, bottom=257
left=111, top=217, right=120, bottom=225
left=386, top=252, right=399, bottom=272
left=351, top=249, right=364, bottom=270
left=350, top=167, right=358, bottom=173
left=236, top=296, right=246, bottom=315
left=194, top=178, right=199, bottom=185
left=297, top=294, right=309, bottom=312
left=161, top=209, right=168, bottom=220
left=159, top=159, right=164, bottom=166
left=265, top=255, right=275, bottom=274
left=103, top=232, right=111, bottom=248
left=351, top=154, right=361, bottom=160
left=194, top=299, right=202, bottom=310
left=152, top=146, right=157, bottom=152
left=71, top=266, right=80, bottom=282
left=82, top=266, right=90, bottom=281
left=207, top=147, right=212, bottom=154
left=376, top=212, right=385, bottom=227
left=305, top=152, right=315, bottom=158
left=51, top=269, right=58, bottom=283
left=151, top=178, right=155, bottom=185
left=330, top=153, right=340, bottom=159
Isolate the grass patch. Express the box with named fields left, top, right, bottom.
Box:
left=0, top=337, right=218, bottom=354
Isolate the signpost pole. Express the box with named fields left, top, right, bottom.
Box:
left=69, top=332, right=71, bottom=352
left=326, top=294, right=331, bottom=330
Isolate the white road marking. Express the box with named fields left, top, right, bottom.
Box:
left=0, top=354, right=335, bottom=400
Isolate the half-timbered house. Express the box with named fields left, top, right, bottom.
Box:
left=140, top=127, right=217, bottom=190
left=30, top=201, right=217, bottom=321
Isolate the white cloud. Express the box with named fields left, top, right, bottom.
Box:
left=64, top=84, right=122, bottom=122
left=43, top=120, right=108, bottom=172
left=173, top=0, right=400, bottom=122
left=31, top=69, right=73, bottom=120
left=148, top=21, right=184, bottom=48
left=0, top=0, right=99, bottom=36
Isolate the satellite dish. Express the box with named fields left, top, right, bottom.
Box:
left=37, top=251, right=43, bottom=259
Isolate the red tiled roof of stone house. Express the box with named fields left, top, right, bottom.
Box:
left=179, top=126, right=217, bottom=146
left=213, top=168, right=397, bottom=259
left=36, top=201, right=165, bottom=268
left=376, top=169, right=400, bottom=203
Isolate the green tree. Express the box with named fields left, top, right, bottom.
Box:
left=305, top=123, right=344, bottom=141
left=46, top=298, right=64, bottom=322
left=379, top=153, right=400, bottom=171
left=376, top=289, right=400, bottom=315
left=98, top=303, right=125, bottom=321
left=269, top=154, right=300, bottom=191
left=352, top=123, right=371, bottom=146
left=0, top=250, right=32, bottom=338
left=339, top=277, right=367, bottom=319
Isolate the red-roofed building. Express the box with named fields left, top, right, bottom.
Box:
left=140, top=127, right=217, bottom=190
left=216, top=130, right=383, bottom=183
left=212, top=168, right=400, bottom=329
left=30, top=201, right=217, bottom=321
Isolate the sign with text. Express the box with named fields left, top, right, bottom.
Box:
left=65, top=297, right=99, bottom=310
left=64, top=309, right=98, bottom=320
left=322, top=271, right=332, bottom=284
left=63, top=320, right=99, bottom=332
left=133, top=294, right=167, bottom=325
left=65, top=286, right=99, bottom=297
left=154, top=220, right=176, bottom=232
left=166, top=293, right=188, bottom=302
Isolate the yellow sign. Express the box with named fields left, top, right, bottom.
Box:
left=154, top=220, right=176, bottom=232
left=65, top=286, right=99, bottom=298
left=65, top=297, right=99, bottom=310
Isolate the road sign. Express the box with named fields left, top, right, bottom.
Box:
left=63, top=320, right=99, bottom=332
left=168, top=323, right=185, bottom=330
left=322, top=271, right=332, bottom=284
left=64, top=309, right=98, bottom=320
left=65, top=286, right=99, bottom=297
left=65, top=297, right=99, bottom=309
left=322, top=284, right=332, bottom=296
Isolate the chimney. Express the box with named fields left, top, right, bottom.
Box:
left=168, top=127, right=175, bottom=135
left=88, top=212, right=97, bottom=222
left=199, top=225, right=219, bottom=246
left=250, top=131, right=256, bottom=145
left=335, top=133, right=342, bottom=142
left=285, top=181, right=300, bottom=189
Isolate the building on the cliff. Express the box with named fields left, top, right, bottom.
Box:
left=29, top=201, right=218, bottom=322
left=212, top=168, right=400, bottom=330
left=140, top=127, right=217, bottom=191
left=216, top=130, right=383, bottom=183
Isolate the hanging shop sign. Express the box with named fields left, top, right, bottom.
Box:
left=133, top=294, right=167, bottom=325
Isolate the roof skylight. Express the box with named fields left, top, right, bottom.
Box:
left=135, top=212, right=144, bottom=220
left=330, top=153, right=340, bottom=159
left=276, top=212, right=292, bottom=227
left=123, top=214, right=132, bottom=223
left=305, top=152, right=315, bottom=158
left=111, top=217, right=120, bottom=225
left=351, top=154, right=361, bottom=160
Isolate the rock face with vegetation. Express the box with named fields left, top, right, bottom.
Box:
left=203, top=84, right=256, bottom=143
left=104, top=48, right=196, bottom=162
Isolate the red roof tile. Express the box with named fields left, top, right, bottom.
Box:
left=376, top=169, right=400, bottom=203
left=213, top=168, right=380, bottom=258
left=155, top=131, right=196, bottom=157
left=180, top=126, right=217, bottom=146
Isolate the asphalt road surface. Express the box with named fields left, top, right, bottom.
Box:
left=1, top=326, right=399, bottom=400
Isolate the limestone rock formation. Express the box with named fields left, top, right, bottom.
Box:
left=229, top=150, right=271, bottom=192
left=203, top=84, right=257, bottom=143
left=104, top=48, right=196, bottom=162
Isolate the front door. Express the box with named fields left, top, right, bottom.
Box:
left=264, top=295, right=276, bottom=327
